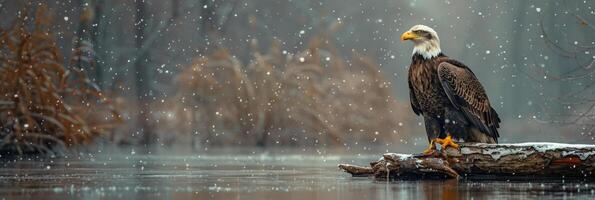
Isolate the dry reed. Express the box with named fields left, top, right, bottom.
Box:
left=164, top=37, right=414, bottom=148
left=0, top=5, right=120, bottom=156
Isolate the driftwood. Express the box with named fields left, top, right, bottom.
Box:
left=339, top=142, right=595, bottom=180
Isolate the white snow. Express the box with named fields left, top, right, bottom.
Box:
left=463, top=142, right=595, bottom=160
left=470, top=142, right=595, bottom=150
left=383, top=153, right=413, bottom=161
left=382, top=143, right=594, bottom=162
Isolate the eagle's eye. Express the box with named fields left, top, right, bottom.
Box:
left=425, top=32, right=433, bottom=40
left=413, top=30, right=432, bottom=40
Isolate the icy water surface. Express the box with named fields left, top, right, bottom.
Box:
left=0, top=149, right=594, bottom=199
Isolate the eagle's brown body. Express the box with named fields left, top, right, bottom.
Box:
left=408, top=53, right=452, bottom=116
left=408, top=53, right=500, bottom=143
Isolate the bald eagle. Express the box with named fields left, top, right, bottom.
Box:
left=401, top=25, right=500, bottom=153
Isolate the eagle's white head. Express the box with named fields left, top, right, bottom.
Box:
left=401, top=25, right=441, bottom=59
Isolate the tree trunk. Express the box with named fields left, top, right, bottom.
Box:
left=75, top=0, right=93, bottom=71
left=339, top=142, right=595, bottom=180
left=91, top=0, right=103, bottom=89
left=134, top=0, right=155, bottom=145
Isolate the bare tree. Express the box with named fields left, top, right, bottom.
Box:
left=134, top=0, right=154, bottom=145
left=133, top=0, right=182, bottom=145
left=74, top=0, right=98, bottom=85
left=90, top=0, right=104, bottom=88
left=528, top=14, right=595, bottom=139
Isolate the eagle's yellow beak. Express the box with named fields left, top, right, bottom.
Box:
left=400, top=31, right=417, bottom=41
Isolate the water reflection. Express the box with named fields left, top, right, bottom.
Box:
left=0, top=150, right=593, bottom=199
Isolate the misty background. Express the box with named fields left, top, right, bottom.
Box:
left=0, top=0, right=593, bottom=155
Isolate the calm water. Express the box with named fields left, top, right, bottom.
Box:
left=0, top=148, right=593, bottom=200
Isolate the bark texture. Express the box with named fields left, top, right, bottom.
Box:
left=339, top=142, right=595, bottom=180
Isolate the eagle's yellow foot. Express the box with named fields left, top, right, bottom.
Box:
left=436, top=135, right=459, bottom=150
left=421, top=135, right=459, bottom=156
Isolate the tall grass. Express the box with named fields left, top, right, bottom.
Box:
left=0, top=6, right=120, bottom=156
left=165, top=37, right=414, bottom=148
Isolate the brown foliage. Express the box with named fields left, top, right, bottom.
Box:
left=165, top=37, right=414, bottom=147
left=0, top=6, right=120, bottom=155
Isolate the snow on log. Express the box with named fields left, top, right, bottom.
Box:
left=339, top=142, right=595, bottom=180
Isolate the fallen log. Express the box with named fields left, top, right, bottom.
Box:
left=339, top=142, right=595, bottom=180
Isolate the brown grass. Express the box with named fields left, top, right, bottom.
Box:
left=0, top=5, right=120, bottom=156
left=163, top=37, right=414, bottom=148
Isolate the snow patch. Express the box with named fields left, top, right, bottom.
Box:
left=562, top=150, right=595, bottom=160
left=461, top=147, right=533, bottom=160
left=464, top=142, right=595, bottom=160
left=382, top=153, right=413, bottom=161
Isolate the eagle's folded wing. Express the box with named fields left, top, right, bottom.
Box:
left=437, top=61, right=500, bottom=139
left=408, top=78, right=422, bottom=115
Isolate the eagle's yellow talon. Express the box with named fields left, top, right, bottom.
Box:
left=422, top=135, right=460, bottom=155
left=439, top=135, right=459, bottom=150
